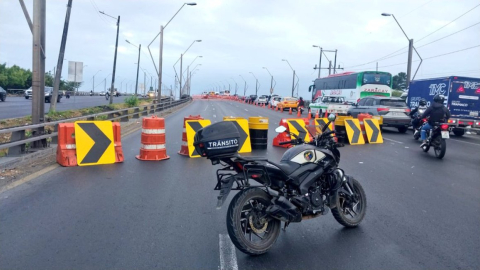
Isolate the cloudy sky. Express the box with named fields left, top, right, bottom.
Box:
left=1, top=0, right=479, bottom=99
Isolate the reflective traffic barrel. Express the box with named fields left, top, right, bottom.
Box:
left=249, top=117, right=269, bottom=150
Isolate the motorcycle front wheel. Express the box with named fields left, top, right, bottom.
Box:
left=434, top=138, right=446, bottom=159
left=332, top=178, right=367, bottom=227
left=226, top=188, right=281, bottom=256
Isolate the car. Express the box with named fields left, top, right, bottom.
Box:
left=147, top=90, right=156, bottom=98
left=180, top=94, right=190, bottom=99
left=24, top=86, right=62, bottom=103
left=256, top=95, right=269, bottom=105
left=0, top=86, right=6, bottom=102
left=277, top=97, right=298, bottom=111
left=244, top=95, right=257, bottom=103
left=99, top=91, right=106, bottom=96
left=269, top=96, right=282, bottom=108
left=309, top=96, right=347, bottom=117
left=347, top=96, right=411, bottom=133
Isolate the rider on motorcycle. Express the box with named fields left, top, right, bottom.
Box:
left=409, top=98, right=428, bottom=129
left=420, top=94, right=451, bottom=147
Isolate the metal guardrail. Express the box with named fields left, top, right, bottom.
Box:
left=0, top=97, right=191, bottom=156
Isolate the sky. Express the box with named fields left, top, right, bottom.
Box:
left=1, top=0, right=479, bottom=99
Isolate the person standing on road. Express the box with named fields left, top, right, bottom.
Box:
left=297, top=97, right=305, bottom=113
left=420, top=95, right=451, bottom=147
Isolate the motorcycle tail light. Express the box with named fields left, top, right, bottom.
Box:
left=441, top=124, right=449, bottom=130
left=377, top=108, right=389, bottom=112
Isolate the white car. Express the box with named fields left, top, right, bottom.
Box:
left=269, top=96, right=281, bottom=108
left=309, top=96, right=346, bottom=117
left=256, top=95, right=269, bottom=105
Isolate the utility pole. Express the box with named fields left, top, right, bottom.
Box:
left=406, top=39, right=413, bottom=90
left=179, top=53, right=183, bottom=96
left=135, top=44, right=141, bottom=95
left=32, top=0, right=46, bottom=125
left=157, top=25, right=164, bottom=102
left=328, top=61, right=332, bottom=75
left=291, top=70, right=295, bottom=97
left=100, top=11, right=120, bottom=104
left=376, top=62, right=378, bottom=72
left=51, top=0, right=72, bottom=112
left=333, top=49, right=338, bottom=74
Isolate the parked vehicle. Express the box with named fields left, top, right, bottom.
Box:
left=25, top=87, right=62, bottom=103
left=309, top=96, right=347, bottom=118
left=0, top=86, right=6, bottom=102
left=244, top=95, right=257, bottom=103
left=269, top=96, right=282, bottom=108
left=420, top=121, right=449, bottom=159
left=407, top=76, right=480, bottom=136
left=194, top=114, right=366, bottom=255
left=277, top=97, right=298, bottom=111
left=256, top=95, right=269, bottom=105
left=347, top=96, right=410, bottom=133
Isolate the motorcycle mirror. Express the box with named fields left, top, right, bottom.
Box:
left=275, top=126, right=287, bottom=133
left=328, top=113, right=336, bottom=122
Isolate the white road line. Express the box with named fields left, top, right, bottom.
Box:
left=219, top=234, right=238, bottom=270
left=245, top=109, right=248, bottom=112
left=383, top=137, right=404, bottom=144
left=204, top=105, right=208, bottom=111
left=213, top=114, right=216, bottom=118
left=213, top=108, right=216, bottom=111
left=449, top=138, right=480, bottom=146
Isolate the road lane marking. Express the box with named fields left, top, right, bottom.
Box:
left=213, top=108, right=215, bottom=111
left=245, top=109, right=248, bottom=112
left=383, top=137, right=404, bottom=144
left=219, top=234, right=238, bottom=270
left=204, top=105, right=208, bottom=111
left=449, top=138, right=480, bottom=146
left=0, top=164, right=59, bottom=194
left=213, top=114, right=216, bottom=118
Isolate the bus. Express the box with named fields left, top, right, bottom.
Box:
left=308, top=71, right=393, bottom=104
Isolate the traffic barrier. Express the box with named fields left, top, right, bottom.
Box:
left=223, top=116, right=252, bottom=153
left=273, top=119, right=291, bottom=148
left=364, top=118, right=383, bottom=143
left=112, top=122, right=124, bottom=163
left=179, top=115, right=203, bottom=156
left=357, top=113, right=371, bottom=143
left=344, top=119, right=365, bottom=145
left=56, top=123, right=77, bottom=167
left=273, top=118, right=311, bottom=148
left=314, top=118, right=337, bottom=142
left=136, top=116, right=169, bottom=161
left=249, top=117, right=269, bottom=150
left=185, top=119, right=212, bottom=158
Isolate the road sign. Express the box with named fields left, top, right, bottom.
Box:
left=364, top=119, right=383, bottom=143
left=68, top=61, right=83, bottom=82
left=185, top=120, right=212, bottom=158
left=287, top=119, right=311, bottom=142
left=345, top=119, right=365, bottom=145
left=74, top=121, right=115, bottom=166
left=314, top=118, right=333, bottom=132
left=224, top=118, right=251, bottom=153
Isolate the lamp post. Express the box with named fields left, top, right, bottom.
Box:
left=174, top=40, right=202, bottom=97
left=92, top=69, right=101, bottom=94
left=147, top=2, right=197, bottom=103
left=312, top=45, right=322, bottom=78
left=99, top=11, right=120, bottom=104
left=126, top=40, right=141, bottom=96
left=381, top=13, right=423, bottom=90
left=249, top=72, right=259, bottom=96
left=184, top=56, right=202, bottom=96
left=262, top=67, right=276, bottom=95
left=239, top=75, right=248, bottom=96
left=282, top=59, right=296, bottom=97
left=230, top=77, right=238, bottom=95
left=188, top=64, right=201, bottom=95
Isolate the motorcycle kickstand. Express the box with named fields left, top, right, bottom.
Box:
left=282, top=221, right=290, bottom=232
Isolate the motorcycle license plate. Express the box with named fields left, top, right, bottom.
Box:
left=441, top=131, right=450, bottom=139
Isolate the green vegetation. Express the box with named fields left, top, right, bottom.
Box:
left=392, top=90, right=403, bottom=97
left=392, top=72, right=407, bottom=91
left=124, top=96, right=140, bottom=107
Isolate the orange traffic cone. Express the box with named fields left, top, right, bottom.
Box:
left=315, top=110, right=319, bottom=118
left=308, top=109, right=312, bottom=120
left=297, top=109, right=301, bottom=117
left=289, top=108, right=292, bottom=115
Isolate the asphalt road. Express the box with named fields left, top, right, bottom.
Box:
left=0, top=96, right=126, bottom=119
left=1, top=100, right=479, bottom=269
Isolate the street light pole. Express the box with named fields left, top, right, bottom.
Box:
left=99, top=11, right=120, bottom=104
left=230, top=77, right=238, bottom=95
left=381, top=13, right=423, bottom=89
left=263, top=67, right=276, bottom=94
left=126, top=40, right=141, bottom=96
left=93, top=69, right=101, bottom=93
left=239, top=75, right=247, bottom=96
left=312, top=45, right=322, bottom=78
left=176, top=40, right=202, bottom=96
left=282, top=59, right=295, bottom=97
left=249, top=72, right=259, bottom=96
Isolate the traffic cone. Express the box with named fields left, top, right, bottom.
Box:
left=179, top=115, right=203, bottom=156
left=315, top=110, right=319, bottom=118
left=297, top=109, right=301, bottom=117
left=289, top=108, right=292, bottom=115
left=308, top=109, right=312, bottom=120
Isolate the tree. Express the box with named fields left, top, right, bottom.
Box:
left=392, top=72, right=407, bottom=91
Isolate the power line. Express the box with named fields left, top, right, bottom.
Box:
left=417, top=3, right=480, bottom=43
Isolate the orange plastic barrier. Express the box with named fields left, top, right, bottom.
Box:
left=178, top=115, right=203, bottom=156
left=56, top=123, right=77, bottom=167
left=112, top=122, right=124, bottom=163
left=358, top=113, right=372, bottom=143
left=273, top=118, right=311, bottom=148
left=136, top=116, right=169, bottom=161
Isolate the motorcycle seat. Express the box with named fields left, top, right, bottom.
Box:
left=267, top=161, right=299, bottom=175
left=235, top=155, right=268, bottom=162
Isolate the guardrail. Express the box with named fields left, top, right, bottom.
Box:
left=0, top=97, right=191, bottom=156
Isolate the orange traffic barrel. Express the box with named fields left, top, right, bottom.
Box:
left=358, top=113, right=372, bottom=143
left=178, top=115, right=203, bottom=156
left=136, top=115, right=169, bottom=161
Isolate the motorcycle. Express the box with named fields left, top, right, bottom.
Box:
left=412, top=108, right=427, bottom=140
left=420, top=121, right=449, bottom=159
left=194, top=114, right=367, bottom=255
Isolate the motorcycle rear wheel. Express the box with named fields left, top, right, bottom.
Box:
left=226, top=188, right=281, bottom=256
left=434, top=139, right=446, bottom=159
left=332, top=178, right=367, bottom=227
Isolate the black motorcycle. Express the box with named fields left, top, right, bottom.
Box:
left=194, top=114, right=367, bottom=255
left=420, top=122, right=449, bottom=159
left=412, top=108, right=427, bottom=140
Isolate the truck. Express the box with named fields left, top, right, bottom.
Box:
left=407, top=76, right=480, bottom=136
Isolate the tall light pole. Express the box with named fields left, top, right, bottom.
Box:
left=147, top=2, right=197, bottom=103
left=312, top=45, right=322, bottom=78
left=239, top=75, right=248, bottom=96
left=249, top=72, right=259, bottom=96
left=174, top=40, right=202, bottom=96
left=381, top=13, right=423, bottom=90
left=92, top=69, right=101, bottom=93
left=99, top=11, right=120, bottom=104
left=230, top=77, right=238, bottom=95
left=262, top=67, right=276, bottom=95
left=126, top=40, right=141, bottom=96
left=184, top=56, right=202, bottom=96
left=282, top=59, right=295, bottom=97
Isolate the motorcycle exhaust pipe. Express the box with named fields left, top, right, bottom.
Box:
left=266, top=196, right=302, bottom=223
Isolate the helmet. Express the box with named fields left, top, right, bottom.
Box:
left=299, top=97, right=303, bottom=100
left=419, top=99, right=427, bottom=106
left=433, top=94, right=445, bottom=104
